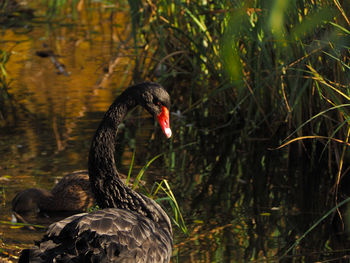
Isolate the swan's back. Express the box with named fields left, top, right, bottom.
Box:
left=19, top=208, right=172, bottom=263
left=50, top=170, right=93, bottom=212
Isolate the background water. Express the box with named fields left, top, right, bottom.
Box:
left=0, top=1, right=156, bottom=257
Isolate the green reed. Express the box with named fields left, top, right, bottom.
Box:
left=124, top=150, right=188, bottom=234
left=129, top=0, right=350, bottom=261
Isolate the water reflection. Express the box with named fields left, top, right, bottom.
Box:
left=0, top=1, right=142, bottom=258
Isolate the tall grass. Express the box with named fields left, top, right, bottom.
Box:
left=128, top=0, right=350, bottom=261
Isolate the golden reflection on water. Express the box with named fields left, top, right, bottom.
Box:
left=0, top=1, right=137, bottom=254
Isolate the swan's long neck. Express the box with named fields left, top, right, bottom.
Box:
left=88, top=89, right=172, bottom=234
left=88, top=90, right=136, bottom=208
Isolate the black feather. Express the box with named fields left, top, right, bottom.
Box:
left=19, top=83, right=173, bottom=263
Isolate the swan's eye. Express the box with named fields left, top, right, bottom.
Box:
left=153, top=98, right=162, bottom=106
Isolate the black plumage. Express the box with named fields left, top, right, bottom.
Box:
left=19, top=82, right=173, bottom=263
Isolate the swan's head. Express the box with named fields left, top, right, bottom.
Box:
left=133, top=82, right=172, bottom=138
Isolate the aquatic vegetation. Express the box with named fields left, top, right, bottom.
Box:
left=129, top=0, right=350, bottom=261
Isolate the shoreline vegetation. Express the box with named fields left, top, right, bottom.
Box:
left=130, top=1, right=350, bottom=261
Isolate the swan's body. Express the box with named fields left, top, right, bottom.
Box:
left=12, top=170, right=93, bottom=214
left=19, top=82, right=173, bottom=263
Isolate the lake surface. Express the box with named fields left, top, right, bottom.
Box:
left=0, top=1, right=161, bottom=259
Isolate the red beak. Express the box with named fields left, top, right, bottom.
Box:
left=157, top=106, right=172, bottom=138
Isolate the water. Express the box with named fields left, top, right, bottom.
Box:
left=0, top=1, right=149, bottom=259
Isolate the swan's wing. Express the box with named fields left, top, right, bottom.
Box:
left=20, top=208, right=172, bottom=263
left=46, top=212, right=88, bottom=236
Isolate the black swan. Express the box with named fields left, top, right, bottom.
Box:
left=12, top=170, right=94, bottom=215
left=19, top=82, right=173, bottom=263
